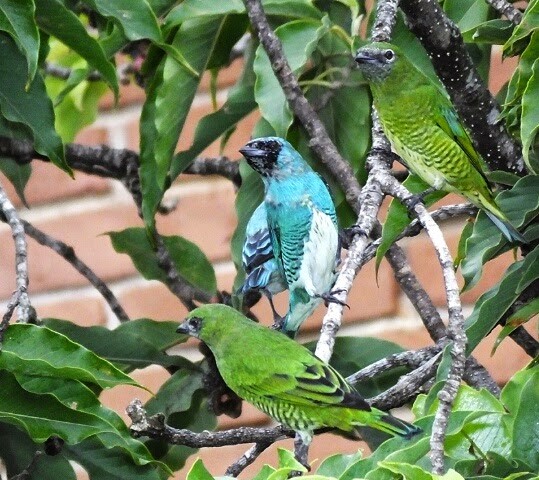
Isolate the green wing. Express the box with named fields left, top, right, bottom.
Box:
left=240, top=358, right=371, bottom=411
left=434, top=99, right=490, bottom=183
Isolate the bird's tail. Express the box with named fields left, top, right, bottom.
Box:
left=358, top=408, right=422, bottom=439
left=484, top=211, right=526, bottom=244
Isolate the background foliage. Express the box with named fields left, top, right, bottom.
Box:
left=0, top=0, right=537, bottom=478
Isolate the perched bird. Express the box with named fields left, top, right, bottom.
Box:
left=239, top=137, right=341, bottom=337
left=239, top=202, right=287, bottom=323
left=355, top=42, right=524, bottom=243
left=177, top=305, right=422, bottom=467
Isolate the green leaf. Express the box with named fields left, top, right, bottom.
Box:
left=64, top=438, right=163, bottom=480
left=108, top=227, right=216, bottom=296
left=34, top=0, right=118, bottom=98
left=139, top=16, right=228, bottom=232
left=0, top=0, right=39, bottom=81
left=377, top=461, right=438, bottom=480
left=170, top=42, right=257, bottom=179
left=164, top=0, right=321, bottom=28
left=464, top=19, right=515, bottom=45
left=0, top=156, right=31, bottom=205
left=43, top=318, right=189, bottom=371
left=0, top=324, right=138, bottom=389
left=520, top=57, right=539, bottom=172
left=0, top=370, right=115, bottom=444
left=80, top=0, right=161, bottom=42
left=504, top=0, right=539, bottom=56
left=376, top=174, right=446, bottom=272
left=461, top=175, right=539, bottom=291
left=15, top=374, right=158, bottom=466
left=0, top=422, right=77, bottom=479
left=316, top=452, right=363, bottom=478
left=254, top=17, right=330, bottom=136
left=0, top=33, right=69, bottom=175
left=465, top=245, right=539, bottom=354
left=186, top=459, right=214, bottom=480
left=501, top=366, right=539, bottom=471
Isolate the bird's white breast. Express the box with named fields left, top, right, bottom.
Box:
left=293, top=208, right=338, bottom=296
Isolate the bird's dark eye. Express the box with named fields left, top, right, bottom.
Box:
left=384, top=49, right=395, bottom=61
left=188, top=317, right=202, bottom=330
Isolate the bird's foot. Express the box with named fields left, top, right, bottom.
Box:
left=315, top=289, right=350, bottom=309
left=271, top=315, right=286, bottom=331
left=293, top=435, right=311, bottom=475
left=340, top=225, right=368, bottom=250
left=403, top=187, right=438, bottom=214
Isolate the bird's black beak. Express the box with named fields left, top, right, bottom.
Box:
left=239, top=146, right=267, bottom=158
left=176, top=321, right=190, bottom=335
left=354, top=52, right=376, bottom=64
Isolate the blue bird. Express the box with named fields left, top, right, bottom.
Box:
left=239, top=137, right=341, bottom=338
left=240, top=202, right=287, bottom=323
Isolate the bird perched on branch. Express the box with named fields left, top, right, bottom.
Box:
left=355, top=42, right=524, bottom=243
left=239, top=202, right=287, bottom=324
left=239, top=137, right=341, bottom=338
left=177, top=304, right=422, bottom=469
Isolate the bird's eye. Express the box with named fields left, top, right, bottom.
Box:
left=188, top=317, right=202, bottom=330
left=384, top=49, right=395, bottom=61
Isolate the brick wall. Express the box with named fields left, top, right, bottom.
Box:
left=0, top=47, right=534, bottom=478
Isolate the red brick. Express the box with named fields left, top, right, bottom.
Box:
left=35, top=295, right=107, bottom=327
left=0, top=202, right=143, bottom=300
left=489, top=46, right=518, bottom=95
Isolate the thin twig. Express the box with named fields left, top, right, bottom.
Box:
left=346, top=346, right=440, bottom=385
left=484, top=0, right=522, bottom=25
left=21, top=220, right=130, bottom=323
left=225, top=441, right=273, bottom=477
left=382, top=179, right=467, bottom=475
left=0, top=181, right=31, bottom=330
left=127, top=399, right=294, bottom=446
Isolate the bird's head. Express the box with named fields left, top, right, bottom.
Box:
left=177, top=304, right=250, bottom=346
left=239, top=137, right=284, bottom=176
left=354, top=42, right=402, bottom=84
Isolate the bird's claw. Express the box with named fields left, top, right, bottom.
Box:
left=316, top=289, right=350, bottom=309
left=403, top=186, right=438, bottom=215
left=340, top=225, right=368, bottom=250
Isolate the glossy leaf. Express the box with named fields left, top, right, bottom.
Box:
left=504, top=0, right=539, bottom=56
left=34, top=0, right=118, bottom=98
left=43, top=318, right=189, bottom=371
left=376, top=174, right=446, bottom=272
left=461, top=175, right=539, bottom=291
left=520, top=57, right=539, bottom=171
left=254, top=17, right=329, bottom=136
left=170, top=42, right=257, bottom=179
left=0, top=324, right=138, bottom=389
left=0, top=0, right=39, bottom=80
left=15, top=374, right=158, bottom=466
left=465, top=245, right=539, bottom=354
left=64, top=438, right=163, bottom=480
left=164, top=0, right=321, bottom=28
left=80, top=0, right=161, bottom=42
left=108, top=227, right=216, bottom=296
left=139, top=16, right=227, bottom=231
left=0, top=370, right=114, bottom=444
left=186, top=459, right=214, bottom=480
left=0, top=33, right=69, bottom=174
left=463, top=19, right=514, bottom=45
left=0, top=422, right=77, bottom=480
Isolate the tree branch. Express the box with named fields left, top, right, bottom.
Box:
left=0, top=181, right=31, bottom=340
left=225, top=441, right=273, bottom=477
left=399, top=0, right=525, bottom=174
left=484, top=0, right=522, bottom=25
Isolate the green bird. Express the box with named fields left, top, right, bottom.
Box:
left=355, top=42, right=524, bottom=243
left=177, top=304, right=421, bottom=467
